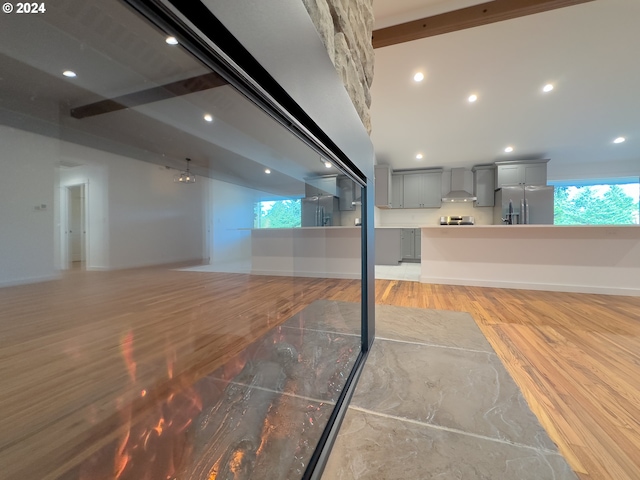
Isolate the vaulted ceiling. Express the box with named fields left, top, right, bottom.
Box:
left=370, top=0, right=640, bottom=181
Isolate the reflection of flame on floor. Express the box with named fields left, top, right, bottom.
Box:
left=78, top=333, right=208, bottom=480
left=74, top=305, right=355, bottom=480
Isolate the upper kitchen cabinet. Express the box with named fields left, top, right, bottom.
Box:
left=374, top=165, right=393, bottom=208
left=472, top=165, right=495, bottom=207
left=391, top=174, right=404, bottom=208
left=305, top=175, right=338, bottom=196
left=495, top=159, right=549, bottom=188
left=402, top=170, right=443, bottom=208
left=337, top=175, right=357, bottom=211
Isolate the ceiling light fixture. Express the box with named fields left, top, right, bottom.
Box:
left=468, top=94, right=478, bottom=103
left=413, top=72, right=424, bottom=82
left=62, top=70, right=77, bottom=78
left=265, top=168, right=271, bottom=174
left=165, top=36, right=179, bottom=45
left=613, top=137, right=626, bottom=144
left=504, top=146, right=514, bottom=153
left=175, top=158, right=196, bottom=184
left=203, top=114, right=213, bottom=122
left=324, top=160, right=332, bottom=169
left=416, top=153, right=423, bottom=160
left=543, top=84, right=554, bottom=93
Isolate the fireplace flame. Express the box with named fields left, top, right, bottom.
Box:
left=120, top=331, right=137, bottom=383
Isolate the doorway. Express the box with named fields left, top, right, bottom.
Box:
left=66, top=184, right=86, bottom=269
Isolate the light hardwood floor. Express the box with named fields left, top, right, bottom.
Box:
left=1, top=268, right=638, bottom=479
left=376, top=281, right=640, bottom=480
left=0, top=267, right=360, bottom=480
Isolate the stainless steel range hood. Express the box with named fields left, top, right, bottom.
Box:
left=442, top=168, right=477, bottom=203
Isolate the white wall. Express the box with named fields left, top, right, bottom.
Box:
left=209, top=179, right=257, bottom=265
left=105, top=154, right=206, bottom=269
left=549, top=158, right=640, bottom=182
left=59, top=140, right=207, bottom=270
left=1, top=126, right=211, bottom=285
left=0, top=126, right=59, bottom=286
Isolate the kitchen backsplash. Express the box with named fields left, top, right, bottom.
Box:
left=377, top=202, right=494, bottom=226
left=340, top=205, right=362, bottom=226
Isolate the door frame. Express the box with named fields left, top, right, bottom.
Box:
left=61, top=182, right=89, bottom=270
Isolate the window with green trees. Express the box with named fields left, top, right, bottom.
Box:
left=552, top=181, right=639, bottom=225
left=254, top=199, right=302, bottom=228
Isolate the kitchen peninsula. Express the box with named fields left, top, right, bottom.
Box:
left=251, top=227, right=361, bottom=279
left=419, top=225, right=640, bottom=296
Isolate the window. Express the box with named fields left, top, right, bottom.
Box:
left=254, top=199, right=302, bottom=228
left=551, top=179, right=640, bottom=225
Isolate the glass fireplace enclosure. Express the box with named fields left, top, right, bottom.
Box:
left=0, top=1, right=374, bottom=479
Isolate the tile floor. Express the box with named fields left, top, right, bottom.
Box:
left=322, top=304, right=578, bottom=480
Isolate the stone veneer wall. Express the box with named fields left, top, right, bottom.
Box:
left=302, top=0, right=374, bottom=133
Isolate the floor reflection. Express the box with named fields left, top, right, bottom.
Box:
left=69, top=301, right=359, bottom=480
left=0, top=268, right=361, bottom=480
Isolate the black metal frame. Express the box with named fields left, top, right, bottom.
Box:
left=121, top=0, right=374, bottom=477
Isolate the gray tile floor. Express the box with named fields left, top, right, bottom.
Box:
left=322, top=305, right=578, bottom=480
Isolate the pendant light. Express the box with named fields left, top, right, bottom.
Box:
left=175, top=158, right=196, bottom=184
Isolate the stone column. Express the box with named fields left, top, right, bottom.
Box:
left=302, top=0, right=375, bottom=134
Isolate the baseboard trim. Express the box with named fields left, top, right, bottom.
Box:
left=419, top=276, right=640, bottom=297
left=251, top=269, right=360, bottom=280
left=0, top=274, right=61, bottom=288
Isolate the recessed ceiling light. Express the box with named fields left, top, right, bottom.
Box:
left=543, top=84, right=554, bottom=93
left=265, top=168, right=271, bottom=174
left=62, top=70, right=77, bottom=78
left=416, top=153, right=423, bottom=160
left=166, top=36, right=178, bottom=45
left=324, top=161, right=332, bottom=169
left=613, top=136, right=626, bottom=144
left=504, top=146, right=514, bottom=153
left=203, top=114, right=213, bottom=122
left=468, top=94, right=478, bottom=103
left=413, top=72, right=425, bottom=82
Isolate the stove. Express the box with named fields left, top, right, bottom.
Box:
left=440, top=216, right=475, bottom=225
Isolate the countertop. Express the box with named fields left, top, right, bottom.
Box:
left=420, top=224, right=640, bottom=229
left=247, top=226, right=361, bottom=231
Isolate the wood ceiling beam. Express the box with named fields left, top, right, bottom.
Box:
left=372, top=0, right=595, bottom=49
left=70, top=72, right=228, bottom=119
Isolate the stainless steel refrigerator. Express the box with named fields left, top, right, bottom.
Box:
left=493, top=185, right=555, bottom=224
left=301, top=195, right=341, bottom=227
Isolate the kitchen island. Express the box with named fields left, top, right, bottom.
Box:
left=251, top=227, right=361, bottom=279
left=420, top=225, right=640, bottom=296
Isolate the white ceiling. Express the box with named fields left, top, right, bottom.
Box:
left=370, top=0, right=640, bottom=179
left=0, top=0, right=343, bottom=198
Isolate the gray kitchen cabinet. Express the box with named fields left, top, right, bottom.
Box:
left=374, top=165, right=392, bottom=208
left=495, top=160, right=549, bottom=187
left=337, top=175, right=356, bottom=211
left=401, top=228, right=421, bottom=262
left=305, top=175, right=337, bottom=196
left=391, top=174, right=404, bottom=208
left=375, top=228, right=402, bottom=265
left=402, top=170, right=442, bottom=208
left=472, top=165, right=495, bottom=207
